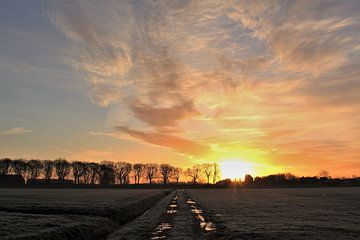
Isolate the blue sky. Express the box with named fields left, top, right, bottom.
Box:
left=0, top=0, right=114, bottom=160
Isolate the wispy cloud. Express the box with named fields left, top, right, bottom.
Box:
left=1, top=127, right=32, bottom=135
left=43, top=1, right=360, bottom=170
left=227, top=1, right=360, bottom=76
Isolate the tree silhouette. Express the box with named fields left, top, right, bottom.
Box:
left=172, top=167, right=182, bottom=184
left=0, top=158, right=226, bottom=185
left=26, top=159, right=43, bottom=180
left=54, top=158, right=70, bottom=181
left=160, top=164, right=173, bottom=185
left=42, top=160, right=53, bottom=181
left=133, top=163, right=144, bottom=184
left=186, top=164, right=202, bottom=184
left=98, top=161, right=115, bottom=184
left=71, top=161, right=84, bottom=184
left=145, top=163, right=158, bottom=184
left=212, top=163, right=220, bottom=184
left=12, top=159, right=27, bottom=177
left=285, top=172, right=297, bottom=181
left=244, top=174, right=254, bottom=185
left=319, top=170, right=330, bottom=178
left=114, top=162, right=132, bottom=184
left=80, top=162, right=91, bottom=184
left=88, top=162, right=100, bottom=184
left=202, top=163, right=213, bottom=185
left=0, top=158, right=12, bottom=175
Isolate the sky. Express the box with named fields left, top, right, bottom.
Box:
left=0, top=0, right=359, bottom=178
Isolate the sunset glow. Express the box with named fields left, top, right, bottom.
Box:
left=0, top=1, right=359, bottom=178
left=220, top=159, right=255, bottom=180
left=1, top=2, right=360, bottom=240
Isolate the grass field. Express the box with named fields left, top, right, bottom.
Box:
left=188, top=187, right=360, bottom=239
left=0, top=189, right=168, bottom=240
left=0, top=187, right=359, bottom=239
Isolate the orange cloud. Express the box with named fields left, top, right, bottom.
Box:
left=116, top=126, right=210, bottom=158
left=130, top=100, right=199, bottom=127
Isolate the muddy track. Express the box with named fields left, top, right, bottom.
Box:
left=184, top=191, right=230, bottom=240
left=108, top=189, right=225, bottom=240
left=139, top=189, right=223, bottom=240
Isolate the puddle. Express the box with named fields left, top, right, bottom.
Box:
left=151, top=191, right=217, bottom=239
left=151, top=191, right=178, bottom=239
left=166, top=195, right=178, bottom=214
left=185, top=194, right=217, bottom=233
left=150, top=223, right=172, bottom=239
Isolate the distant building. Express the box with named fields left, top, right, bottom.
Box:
left=215, top=178, right=232, bottom=186
left=0, top=174, right=25, bottom=186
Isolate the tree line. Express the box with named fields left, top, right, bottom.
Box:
left=227, top=171, right=360, bottom=188
left=0, top=158, right=221, bottom=185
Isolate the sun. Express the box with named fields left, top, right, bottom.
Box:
left=220, top=159, right=255, bottom=180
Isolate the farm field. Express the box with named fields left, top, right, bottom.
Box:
left=1, top=188, right=360, bottom=239
left=187, top=187, right=360, bottom=239
left=0, top=188, right=166, bottom=217
left=0, top=188, right=169, bottom=240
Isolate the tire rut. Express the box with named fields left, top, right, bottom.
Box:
left=151, top=190, right=220, bottom=240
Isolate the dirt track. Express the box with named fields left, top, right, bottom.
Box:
left=108, top=189, right=222, bottom=240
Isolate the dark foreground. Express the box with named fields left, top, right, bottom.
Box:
left=0, top=187, right=359, bottom=239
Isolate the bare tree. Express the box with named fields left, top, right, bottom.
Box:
left=0, top=158, right=12, bottom=175
left=98, top=161, right=115, bottom=184
left=42, top=160, right=53, bottom=181
left=80, top=162, right=91, bottom=184
left=26, top=159, right=43, bottom=180
left=160, top=164, right=174, bottom=185
left=12, top=159, right=27, bottom=177
left=203, top=163, right=213, bottom=185
left=319, top=170, right=330, bottom=178
left=133, top=163, right=144, bottom=184
left=123, top=163, right=132, bottom=184
left=114, top=162, right=132, bottom=184
left=212, top=163, right=220, bottom=184
left=186, top=164, right=202, bottom=184
left=71, top=161, right=84, bottom=184
left=145, top=163, right=158, bottom=184
left=172, top=167, right=182, bottom=184
left=54, top=158, right=71, bottom=181
left=88, top=162, right=100, bottom=184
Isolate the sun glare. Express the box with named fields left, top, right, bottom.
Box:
left=220, top=159, right=254, bottom=181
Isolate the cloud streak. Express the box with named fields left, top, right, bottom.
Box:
left=43, top=1, right=360, bottom=170
left=116, top=126, right=210, bottom=157
left=1, top=127, right=32, bottom=135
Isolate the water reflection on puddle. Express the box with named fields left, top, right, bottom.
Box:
left=151, top=192, right=178, bottom=239
left=186, top=195, right=217, bottom=232
left=150, top=222, right=172, bottom=239
left=166, top=196, right=178, bottom=214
